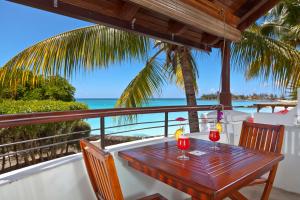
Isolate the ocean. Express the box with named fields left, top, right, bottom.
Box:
left=76, top=99, right=273, bottom=137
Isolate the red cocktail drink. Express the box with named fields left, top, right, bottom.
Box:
left=209, top=129, right=220, bottom=150
left=177, top=135, right=190, bottom=160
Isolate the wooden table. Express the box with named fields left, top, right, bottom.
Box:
left=118, top=138, right=284, bottom=200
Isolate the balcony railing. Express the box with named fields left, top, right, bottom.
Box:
left=0, top=105, right=223, bottom=173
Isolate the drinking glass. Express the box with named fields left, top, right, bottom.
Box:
left=177, top=135, right=190, bottom=160
left=209, top=129, right=220, bottom=150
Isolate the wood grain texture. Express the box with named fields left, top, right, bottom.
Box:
left=179, top=0, right=240, bottom=26
left=8, top=0, right=211, bottom=51
left=81, top=140, right=124, bottom=200
left=232, top=122, right=285, bottom=200
left=237, top=0, right=279, bottom=30
left=118, top=138, right=284, bottom=200
left=9, top=0, right=279, bottom=48
left=127, top=0, right=241, bottom=41
left=239, top=122, right=284, bottom=153
left=80, top=140, right=167, bottom=200
left=228, top=191, right=248, bottom=200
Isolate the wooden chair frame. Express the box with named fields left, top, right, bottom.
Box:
left=229, top=121, right=285, bottom=200
left=80, top=140, right=167, bottom=200
left=80, top=140, right=124, bottom=200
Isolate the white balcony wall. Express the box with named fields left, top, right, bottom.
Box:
left=0, top=154, right=95, bottom=200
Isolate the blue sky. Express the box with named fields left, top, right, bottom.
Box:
left=0, top=1, right=279, bottom=98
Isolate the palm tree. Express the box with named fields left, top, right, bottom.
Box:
left=116, top=42, right=200, bottom=132
left=0, top=26, right=201, bottom=132
left=232, top=0, right=300, bottom=98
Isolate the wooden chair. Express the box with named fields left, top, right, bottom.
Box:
left=229, top=121, right=285, bottom=200
left=80, top=140, right=167, bottom=200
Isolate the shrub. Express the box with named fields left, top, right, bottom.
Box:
left=0, top=99, right=87, bottom=114
left=0, top=74, right=75, bottom=102
left=0, top=99, right=91, bottom=173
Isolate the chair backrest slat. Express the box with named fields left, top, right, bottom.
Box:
left=239, top=122, right=284, bottom=153
left=80, top=140, right=124, bottom=200
left=254, top=127, right=263, bottom=150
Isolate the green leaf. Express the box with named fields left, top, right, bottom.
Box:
left=1, top=25, right=150, bottom=82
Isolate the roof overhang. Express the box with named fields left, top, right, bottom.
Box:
left=8, top=0, right=279, bottom=51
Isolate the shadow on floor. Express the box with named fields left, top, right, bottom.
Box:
left=224, top=186, right=300, bottom=200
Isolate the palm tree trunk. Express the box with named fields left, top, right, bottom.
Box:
left=180, top=47, right=200, bottom=133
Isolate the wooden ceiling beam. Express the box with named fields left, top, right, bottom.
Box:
left=60, top=0, right=122, bottom=17
left=227, top=0, right=247, bottom=13
left=237, top=0, right=279, bottom=30
left=119, top=2, right=140, bottom=21
left=61, top=0, right=139, bottom=21
left=201, top=33, right=220, bottom=45
left=127, top=0, right=242, bottom=42
left=168, top=20, right=187, bottom=35
left=8, top=0, right=211, bottom=51
left=180, top=0, right=240, bottom=27
left=206, top=0, right=235, bottom=13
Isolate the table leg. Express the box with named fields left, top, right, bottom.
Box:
left=228, top=191, right=248, bottom=200
left=271, top=106, right=275, bottom=113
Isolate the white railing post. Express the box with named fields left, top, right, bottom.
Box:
left=296, top=88, right=300, bottom=125
left=200, top=113, right=209, bottom=132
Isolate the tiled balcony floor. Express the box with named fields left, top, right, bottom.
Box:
left=224, top=186, right=300, bottom=200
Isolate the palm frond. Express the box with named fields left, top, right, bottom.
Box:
left=288, top=24, right=300, bottom=46
left=115, top=59, right=166, bottom=109
left=260, top=23, right=289, bottom=38
left=1, top=25, right=150, bottom=85
left=232, top=29, right=300, bottom=91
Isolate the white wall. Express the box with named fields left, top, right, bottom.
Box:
left=0, top=154, right=95, bottom=200
left=254, top=108, right=297, bottom=126
left=275, top=126, right=300, bottom=193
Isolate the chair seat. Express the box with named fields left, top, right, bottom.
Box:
left=136, top=193, right=167, bottom=200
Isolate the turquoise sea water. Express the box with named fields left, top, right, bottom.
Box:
left=76, top=99, right=271, bottom=137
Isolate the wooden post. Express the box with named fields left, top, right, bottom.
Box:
left=100, top=117, right=105, bottom=149
left=164, top=112, right=169, bottom=137
left=220, top=40, right=232, bottom=110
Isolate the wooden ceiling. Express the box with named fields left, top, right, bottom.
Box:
left=9, top=0, right=279, bottom=51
